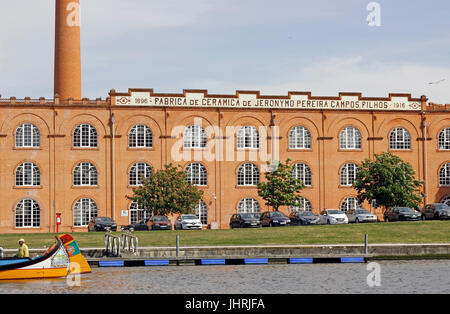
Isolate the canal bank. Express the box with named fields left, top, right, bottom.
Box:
left=3, top=243, right=450, bottom=266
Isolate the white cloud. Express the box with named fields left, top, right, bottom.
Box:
left=188, top=56, right=450, bottom=104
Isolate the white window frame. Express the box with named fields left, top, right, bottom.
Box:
left=237, top=198, right=260, bottom=214
left=129, top=202, right=150, bottom=224
left=289, top=126, right=311, bottom=149
left=237, top=163, right=260, bottom=186
left=438, top=128, right=450, bottom=150
left=16, top=162, right=41, bottom=186
left=195, top=199, right=208, bottom=225
left=129, top=124, right=153, bottom=148
left=237, top=126, right=260, bottom=149
left=292, top=163, right=312, bottom=186
left=340, top=163, right=360, bottom=186
left=439, top=163, right=450, bottom=186
left=73, top=162, right=98, bottom=186
left=185, top=163, right=207, bottom=186
left=73, top=198, right=98, bottom=227
left=15, top=123, right=40, bottom=148
left=73, top=124, right=98, bottom=148
left=183, top=125, right=207, bottom=149
left=442, top=195, right=450, bottom=206
left=290, top=197, right=312, bottom=213
left=341, top=197, right=362, bottom=212
left=390, top=127, right=411, bottom=150
left=15, top=199, right=40, bottom=228
left=129, top=162, right=152, bottom=186
left=340, top=127, right=362, bottom=150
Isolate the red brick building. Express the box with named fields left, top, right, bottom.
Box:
left=0, top=0, right=448, bottom=233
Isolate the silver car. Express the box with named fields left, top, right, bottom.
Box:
left=174, top=214, right=202, bottom=230
left=346, top=209, right=378, bottom=223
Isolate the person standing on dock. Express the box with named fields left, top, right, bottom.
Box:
left=16, top=239, right=29, bottom=258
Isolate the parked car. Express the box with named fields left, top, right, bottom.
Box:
left=260, top=211, right=291, bottom=227
left=229, top=213, right=261, bottom=228
left=148, top=216, right=172, bottom=230
left=174, top=214, right=202, bottom=230
left=346, top=209, right=378, bottom=223
left=421, top=203, right=450, bottom=220
left=88, top=216, right=117, bottom=232
left=289, top=211, right=320, bottom=225
left=319, top=209, right=348, bottom=225
left=384, top=207, right=421, bottom=222
left=121, top=219, right=150, bottom=231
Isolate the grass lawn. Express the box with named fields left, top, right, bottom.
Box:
left=0, top=221, right=449, bottom=249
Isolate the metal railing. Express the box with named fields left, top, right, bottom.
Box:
left=105, top=231, right=121, bottom=257
left=121, top=231, right=139, bottom=254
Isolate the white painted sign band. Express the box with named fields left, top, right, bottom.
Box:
left=115, top=93, right=422, bottom=111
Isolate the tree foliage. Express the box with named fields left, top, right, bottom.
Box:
left=353, top=152, right=424, bottom=210
left=127, top=163, right=204, bottom=217
left=257, top=159, right=305, bottom=211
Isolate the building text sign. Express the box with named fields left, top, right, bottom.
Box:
left=115, top=92, right=422, bottom=111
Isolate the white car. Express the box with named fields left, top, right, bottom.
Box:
left=319, top=209, right=349, bottom=225
left=346, top=209, right=378, bottom=223
left=174, top=214, right=202, bottom=230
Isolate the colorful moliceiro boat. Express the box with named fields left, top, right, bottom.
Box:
left=58, top=234, right=91, bottom=274
left=0, top=234, right=91, bottom=280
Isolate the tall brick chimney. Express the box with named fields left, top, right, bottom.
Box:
left=54, top=0, right=82, bottom=100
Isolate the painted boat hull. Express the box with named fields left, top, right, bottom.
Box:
left=58, top=234, right=91, bottom=274
left=0, top=267, right=68, bottom=280
left=0, top=237, right=70, bottom=280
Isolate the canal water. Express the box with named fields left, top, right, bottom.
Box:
left=0, top=260, right=449, bottom=294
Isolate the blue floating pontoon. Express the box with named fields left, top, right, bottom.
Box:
left=201, top=259, right=226, bottom=265
left=290, top=258, right=314, bottom=264
left=144, top=260, right=170, bottom=266
left=340, top=257, right=365, bottom=263
left=244, top=258, right=268, bottom=264
left=98, top=260, right=124, bottom=267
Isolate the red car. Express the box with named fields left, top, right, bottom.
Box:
left=147, top=216, right=172, bottom=230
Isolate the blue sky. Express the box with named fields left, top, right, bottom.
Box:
left=1, top=0, right=449, bottom=103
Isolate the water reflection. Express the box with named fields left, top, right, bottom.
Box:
left=0, top=260, right=449, bottom=294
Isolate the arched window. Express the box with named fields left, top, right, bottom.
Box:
left=439, top=163, right=450, bottom=186
left=438, top=128, right=450, bottom=150
left=129, top=162, right=152, bottom=186
left=340, top=163, right=360, bottom=186
left=184, top=125, right=207, bottom=148
left=73, top=124, right=97, bottom=148
left=73, top=198, right=98, bottom=227
left=289, top=126, right=311, bottom=149
left=237, top=198, right=260, bottom=214
left=290, top=197, right=312, bottom=213
left=442, top=196, right=450, bottom=206
left=15, top=162, right=41, bottom=186
left=390, top=127, right=411, bottom=150
left=185, top=163, right=207, bottom=186
left=341, top=197, right=362, bottom=212
left=292, top=163, right=312, bottom=186
left=129, top=124, right=153, bottom=148
left=237, top=126, right=259, bottom=149
left=195, top=200, right=208, bottom=225
left=74, top=162, right=98, bottom=186
left=15, top=123, right=40, bottom=148
left=15, top=199, right=40, bottom=228
left=340, top=127, right=362, bottom=149
left=237, top=163, right=260, bottom=186
left=129, top=202, right=149, bottom=224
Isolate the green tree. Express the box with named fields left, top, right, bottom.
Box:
left=257, top=159, right=305, bottom=211
left=353, top=152, right=424, bottom=210
left=127, top=163, right=203, bottom=217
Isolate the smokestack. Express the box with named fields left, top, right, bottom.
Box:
left=54, top=0, right=82, bottom=100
